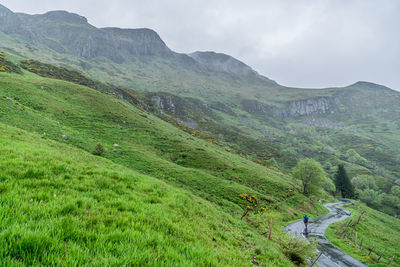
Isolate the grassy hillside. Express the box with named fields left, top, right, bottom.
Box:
left=11, top=54, right=400, bottom=217
left=0, top=59, right=338, bottom=266
left=0, top=123, right=293, bottom=266
left=325, top=201, right=400, bottom=266
left=0, top=70, right=314, bottom=213
left=2, top=16, right=400, bottom=215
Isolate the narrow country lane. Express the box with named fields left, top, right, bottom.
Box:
left=283, top=201, right=367, bottom=267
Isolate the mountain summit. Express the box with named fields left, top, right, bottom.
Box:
left=2, top=8, right=172, bottom=62
left=0, top=4, right=275, bottom=84
left=188, top=51, right=276, bottom=83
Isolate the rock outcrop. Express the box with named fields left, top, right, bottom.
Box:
left=242, top=96, right=341, bottom=119
left=147, top=92, right=214, bottom=119
left=273, top=96, right=339, bottom=118
left=0, top=4, right=35, bottom=40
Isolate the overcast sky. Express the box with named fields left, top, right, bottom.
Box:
left=2, top=0, right=399, bottom=90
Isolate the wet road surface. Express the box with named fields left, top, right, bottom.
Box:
left=283, top=202, right=367, bottom=267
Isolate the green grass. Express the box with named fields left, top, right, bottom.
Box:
left=0, top=123, right=294, bottom=266
left=0, top=70, right=331, bottom=216
left=2, top=45, right=399, bottom=217
left=325, top=201, right=400, bottom=266
left=0, top=65, right=331, bottom=265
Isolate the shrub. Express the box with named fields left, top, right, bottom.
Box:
left=277, top=233, right=316, bottom=265
left=92, top=143, right=105, bottom=156
left=0, top=53, right=23, bottom=74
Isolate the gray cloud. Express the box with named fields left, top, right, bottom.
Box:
left=2, top=0, right=399, bottom=90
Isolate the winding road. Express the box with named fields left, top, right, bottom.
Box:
left=283, top=202, right=367, bottom=267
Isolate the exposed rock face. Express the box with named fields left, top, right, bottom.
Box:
left=0, top=4, right=21, bottom=33
left=273, top=96, right=339, bottom=118
left=0, top=5, right=172, bottom=63
left=0, top=4, right=35, bottom=40
left=242, top=96, right=341, bottom=119
left=147, top=92, right=214, bottom=119
left=151, top=94, right=177, bottom=114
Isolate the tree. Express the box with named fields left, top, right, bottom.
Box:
left=391, top=185, right=400, bottom=198
left=345, top=149, right=368, bottom=166
left=351, top=175, right=377, bottom=190
left=359, top=189, right=381, bottom=208
left=292, top=158, right=328, bottom=196
left=334, top=165, right=355, bottom=199
left=376, top=176, right=393, bottom=193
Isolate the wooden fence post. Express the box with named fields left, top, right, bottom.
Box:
left=268, top=218, right=273, bottom=240
left=355, top=210, right=365, bottom=225
left=241, top=207, right=250, bottom=220
left=377, top=249, right=386, bottom=262
left=368, top=244, right=375, bottom=256
left=388, top=255, right=395, bottom=265
left=308, top=251, right=323, bottom=267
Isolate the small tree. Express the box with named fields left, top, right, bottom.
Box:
left=391, top=185, right=400, bottom=198
left=292, top=158, right=327, bottom=196
left=351, top=175, right=377, bottom=190
left=92, top=143, right=105, bottom=156
left=334, top=165, right=355, bottom=198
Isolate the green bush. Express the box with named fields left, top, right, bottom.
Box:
left=92, top=143, right=105, bottom=156
left=0, top=53, right=23, bottom=74
left=277, top=233, right=316, bottom=265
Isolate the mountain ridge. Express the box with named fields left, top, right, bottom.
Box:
left=0, top=4, right=277, bottom=84
left=0, top=3, right=398, bottom=92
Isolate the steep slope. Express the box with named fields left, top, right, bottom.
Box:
left=0, top=123, right=290, bottom=266
left=0, top=55, right=332, bottom=266
left=0, top=61, right=328, bottom=217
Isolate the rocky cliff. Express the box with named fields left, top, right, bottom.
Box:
left=0, top=4, right=35, bottom=41
left=242, top=95, right=341, bottom=119
left=0, top=5, right=173, bottom=63
left=273, top=96, right=340, bottom=118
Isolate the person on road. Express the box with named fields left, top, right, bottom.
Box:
left=303, top=215, right=309, bottom=233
